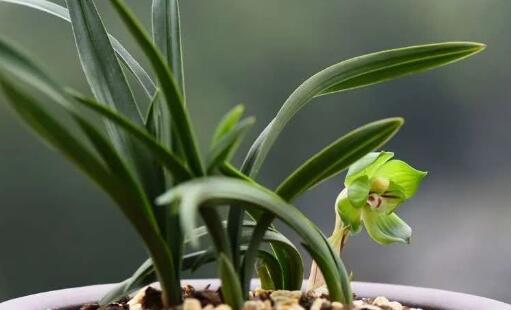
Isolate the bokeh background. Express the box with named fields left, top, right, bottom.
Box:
left=1, top=0, right=510, bottom=304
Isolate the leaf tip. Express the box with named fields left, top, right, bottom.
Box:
left=233, top=104, right=245, bottom=115
left=470, top=42, right=487, bottom=52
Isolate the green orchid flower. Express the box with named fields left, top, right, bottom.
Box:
left=336, top=151, right=427, bottom=245
left=307, top=151, right=427, bottom=290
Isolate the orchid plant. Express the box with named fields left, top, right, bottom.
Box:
left=0, top=0, right=484, bottom=308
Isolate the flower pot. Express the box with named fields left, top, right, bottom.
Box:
left=1, top=280, right=510, bottom=310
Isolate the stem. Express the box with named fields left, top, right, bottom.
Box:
left=329, top=211, right=351, bottom=254
left=144, top=233, right=181, bottom=307
left=307, top=198, right=350, bottom=290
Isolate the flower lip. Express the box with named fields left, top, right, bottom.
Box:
left=367, top=193, right=383, bottom=209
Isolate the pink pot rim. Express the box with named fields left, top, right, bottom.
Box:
left=0, top=280, right=510, bottom=310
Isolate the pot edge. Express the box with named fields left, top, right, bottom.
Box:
left=0, top=280, right=510, bottom=310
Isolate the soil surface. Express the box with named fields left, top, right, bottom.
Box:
left=73, top=286, right=425, bottom=310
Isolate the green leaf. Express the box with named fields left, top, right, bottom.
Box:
left=145, top=88, right=160, bottom=130
left=276, top=118, right=403, bottom=201
left=0, top=37, right=180, bottom=306
left=102, top=223, right=296, bottom=303
left=218, top=162, right=255, bottom=184
left=374, top=160, right=427, bottom=199
left=0, top=0, right=157, bottom=98
left=212, top=105, right=245, bottom=145
left=0, top=78, right=111, bottom=201
left=0, top=36, right=67, bottom=104
left=242, top=42, right=484, bottom=179
left=317, top=43, right=486, bottom=95
left=152, top=0, right=185, bottom=92
left=200, top=207, right=233, bottom=259
left=66, top=0, right=166, bottom=206
left=345, top=152, right=394, bottom=185
left=256, top=250, right=282, bottom=290
left=362, top=210, right=412, bottom=245
left=337, top=194, right=362, bottom=233
left=157, top=177, right=351, bottom=303
left=152, top=0, right=186, bottom=157
left=208, top=117, right=255, bottom=173
left=348, top=176, right=370, bottom=208
left=69, top=92, right=192, bottom=183
left=66, top=0, right=143, bottom=124
left=100, top=259, right=155, bottom=305
left=0, top=76, right=180, bottom=306
left=111, top=0, right=204, bottom=176
left=240, top=221, right=302, bottom=291
left=218, top=253, right=244, bottom=309
left=240, top=214, right=274, bottom=293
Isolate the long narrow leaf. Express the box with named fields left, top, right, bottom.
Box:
left=70, top=92, right=192, bottom=183
left=102, top=223, right=296, bottom=303
left=218, top=253, right=244, bottom=309
left=219, top=162, right=255, bottom=183
left=200, top=207, right=232, bottom=258
left=0, top=37, right=181, bottom=306
left=256, top=250, right=283, bottom=290
left=207, top=117, right=255, bottom=173
left=66, top=0, right=142, bottom=124
left=242, top=42, right=485, bottom=178
left=66, top=0, right=168, bottom=206
left=111, top=0, right=204, bottom=176
left=157, top=177, right=352, bottom=303
left=276, top=118, right=403, bottom=201
left=212, top=105, right=245, bottom=145
left=0, top=78, right=112, bottom=200
left=152, top=0, right=185, bottom=92
left=0, top=0, right=156, bottom=98
left=241, top=214, right=274, bottom=292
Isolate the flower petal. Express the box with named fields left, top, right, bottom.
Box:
left=362, top=210, right=411, bottom=245
left=348, top=176, right=370, bottom=208
left=374, top=160, right=427, bottom=199
left=336, top=194, right=362, bottom=233
left=345, top=152, right=394, bottom=186
left=378, top=181, right=406, bottom=214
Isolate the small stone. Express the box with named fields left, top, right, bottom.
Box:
left=215, top=304, right=232, bottom=310
left=271, top=290, right=302, bottom=299
left=331, top=301, right=346, bottom=310
left=263, top=300, right=273, bottom=310
left=371, top=296, right=404, bottom=310
left=244, top=300, right=273, bottom=310
left=255, top=288, right=272, bottom=297
left=310, top=298, right=329, bottom=310
left=387, top=301, right=403, bottom=310
left=372, top=296, right=390, bottom=306
left=271, top=290, right=302, bottom=307
left=203, top=305, right=215, bottom=310
left=309, top=286, right=329, bottom=298
left=183, top=298, right=202, bottom=310
left=128, top=304, right=142, bottom=310
left=353, top=300, right=365, bottom=307
left=274, top=304, right=305, bottom=310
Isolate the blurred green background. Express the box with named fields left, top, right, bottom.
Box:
left=1, top=0, right=510, bottom=304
